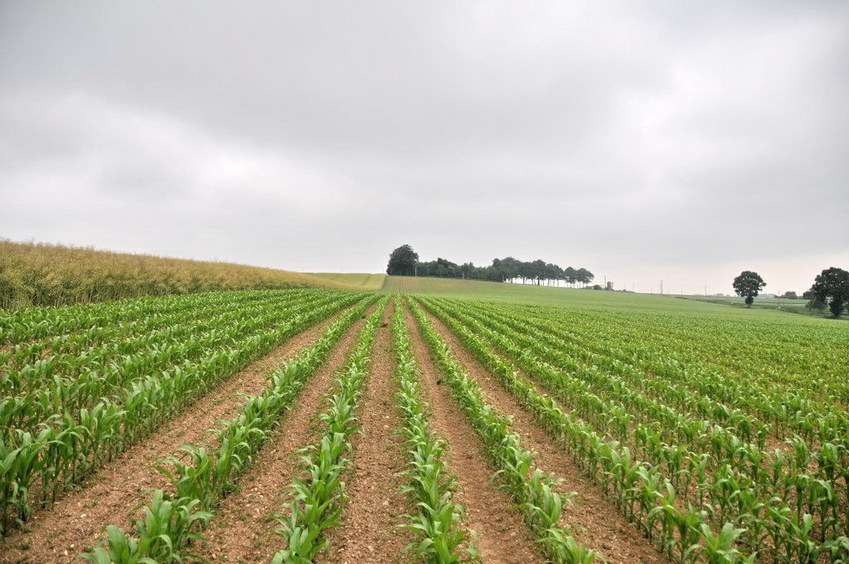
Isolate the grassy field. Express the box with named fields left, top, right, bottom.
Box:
left=302, top=273, right=842, bottom=323
left=306, top=272, right=387, bottom=290
left=378, top=275, right=826, bottom=318
left=380, top=275, right=665, bottom=307
left=681, top=294, right=812, bottom=313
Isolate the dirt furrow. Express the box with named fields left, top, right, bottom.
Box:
left=403, top=304, right=542, bottom=564
left=318, top=301, right=412, bottom=563
left=0, top=310, right=349, bottom=564
left=193, top=307, right=374, bottom=563
left=423, top=308, right=668, bottom=563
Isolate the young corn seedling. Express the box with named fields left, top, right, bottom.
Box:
left=83, top=296, right=379, bottom=562
left=392, top=298, right=477, bottom=563
left=83, top=490, right=212, bottom=564
left=272, top=300, right=385, bottom=563
left=409, top=299, right=599, bottom=563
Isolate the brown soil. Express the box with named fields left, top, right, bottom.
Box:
left=192, top=307, right=375, bottom=563
left=0, top=309, right=351, bottom=564
left=318, top=301, right=413, bottom=564
left=423, top=308, right=668, bottom=564
left=403, top=304, right=543, bottom=564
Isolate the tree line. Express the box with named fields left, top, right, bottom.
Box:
left=386, top=244, right=595, bottom=287
left=732, top=267, right=849, bottom=318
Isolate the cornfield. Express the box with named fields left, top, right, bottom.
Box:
left=0, top=240, right=342, bottom=308
left=1, top=289, right=847, bottom=562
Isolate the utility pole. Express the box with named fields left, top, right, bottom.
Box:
left=660, top=280, right=663, bottom=295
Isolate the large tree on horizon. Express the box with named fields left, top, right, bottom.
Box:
left=386, top=244, right=419, bottom=276
left=733, top=271, right=766, bottom=307
left=808, top=266, right=849, bottom=317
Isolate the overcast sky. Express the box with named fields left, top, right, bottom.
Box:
left=2, top=1, right=847, bottom=294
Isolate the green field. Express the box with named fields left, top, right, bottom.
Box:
left=681, top=294, right=813, bottom=313
left=313, top=273, right=831, bottom=321
left=3, top=275, right=848, bottom=562
left=306, top=272, right=387, bottom=290
left=381, top=275, right=697, bottom=309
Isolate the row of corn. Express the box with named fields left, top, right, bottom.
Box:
left=421, top=297, right=849, bottom=562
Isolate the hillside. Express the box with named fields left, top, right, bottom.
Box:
left=379, top=275, right=728, bottom=313
left=306, top=272, right=387, bottom=290
left=0, top=240, right=353, bottom=308
left=302, top=273, right=797, bottom=316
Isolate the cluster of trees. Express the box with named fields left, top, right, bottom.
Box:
left=733, top=267, right=849, bottom=318
left=805, top=266, right=849, bottom=318
left=387, top=245, right=595, bottom=287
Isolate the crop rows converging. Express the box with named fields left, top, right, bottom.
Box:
left=2, top=289, right=847, bottom=562
left=0, top=290, right=365, bottom=533
left=416, top=296, right=849, bottom=563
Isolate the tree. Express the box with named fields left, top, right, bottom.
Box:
left=545, top=263, right=564, bottom=286
left=563, top=266, right=577, bottom=287
left=576, top=268, right=594, bottom=288
left=531, top=259, right=547, bottom=285
left=518, top=261, right=534, bottom=284
left=804, top=289, right=827, bottom=313
left=807, top=267, right=849, bottom=317
left=732, top=271, right=766, bottom=307
left=497, top=257, right=520, bottom=283
left=386, top=244, right=419, bottom=276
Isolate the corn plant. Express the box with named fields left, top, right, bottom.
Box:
left=272, top=300, right=386, bottom=562
left=422, top=297, right=849, bottom=562
left=1, top=291, right=367, bottom=536
left=82, top=296, right=379, bottom=561
left=391, top=298, right=477, bottom=563
left=82, top=490, right=212, bottom=564
left=409, top=299, right=599, bottom=564
left=416, top=298, right=734, bottom=562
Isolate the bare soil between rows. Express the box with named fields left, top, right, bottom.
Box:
left=422, top=306, right=668, bottom=563
left=404, top=303, right=543, bottom=563
left=191, top=306, right=375, bottom=563
left=0, top=308, right=352, bottom=564
left=317, top=301, right=412, bottom=563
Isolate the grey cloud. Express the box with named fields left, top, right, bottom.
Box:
left=1, top=1, right=848, bottom=293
